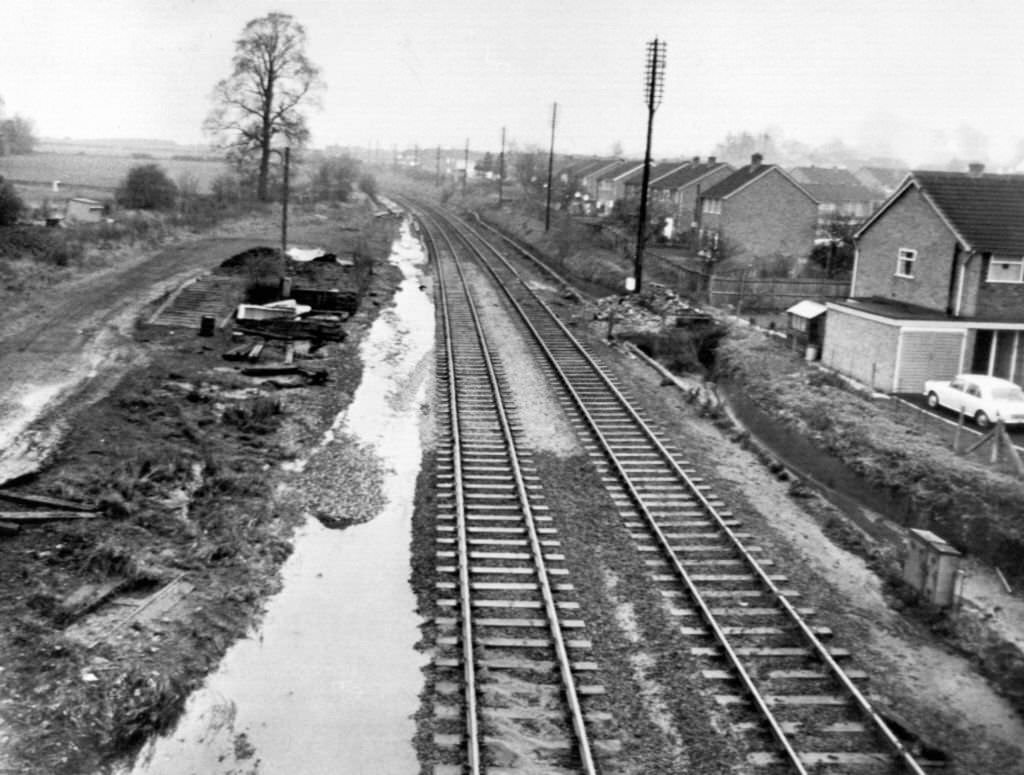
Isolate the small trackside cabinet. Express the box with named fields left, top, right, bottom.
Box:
left=903, top=528, right=962, bottom=607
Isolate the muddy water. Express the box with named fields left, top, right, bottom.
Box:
left=122, top=219, right=434, bottom=775
left=720, top=381, right=912, bottom=541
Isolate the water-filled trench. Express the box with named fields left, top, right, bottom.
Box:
left=122, top=219, right=434, bottom=775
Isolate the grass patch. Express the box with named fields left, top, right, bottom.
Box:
left=715, top=325, right=1024, bottom=583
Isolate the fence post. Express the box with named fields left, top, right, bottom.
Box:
left=736, top=269, right=748, bottom=317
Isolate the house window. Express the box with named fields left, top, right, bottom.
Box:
left=702, top=198, right=721, bottom=215
left=896, top=248, right=916, bottom=278
left=986, top=256, right=1024, bottom=283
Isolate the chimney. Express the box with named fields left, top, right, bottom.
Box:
left=691, top=156, right=700, bottom=164
left=750, top=153, right=763, bottom=169
left=968, top=162, right=985, bottom=177
left=708, top=156, right=716, bottom=165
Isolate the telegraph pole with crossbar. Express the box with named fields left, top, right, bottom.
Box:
left=634, top=38, right=666, bottom=294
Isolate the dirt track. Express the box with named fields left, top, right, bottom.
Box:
left=0, top=227, right=288, bottom=483
left=0, top=215, right=358, bottom=483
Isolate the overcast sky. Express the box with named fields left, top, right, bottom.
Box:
left=2, top=0, right=1024, bottom=167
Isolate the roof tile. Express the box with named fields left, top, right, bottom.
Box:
left=914, top=170, right=1024, bottom=255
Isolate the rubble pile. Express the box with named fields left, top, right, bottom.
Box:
left=593, top=282, right=714, bottom=334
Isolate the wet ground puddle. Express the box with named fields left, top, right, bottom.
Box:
left=122, top=219, right=434, bottom=775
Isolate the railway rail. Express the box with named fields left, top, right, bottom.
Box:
left=406, top=196, right=938, bottom=774
left=413, top=202, right=617, bottom=773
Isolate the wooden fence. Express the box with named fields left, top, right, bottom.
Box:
left=644, top=251, right=849, bottom=311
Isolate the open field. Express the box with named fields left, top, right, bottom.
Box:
left=36, top=139, right=219, bottom=160
left=0, top=151, right=230, bottom=198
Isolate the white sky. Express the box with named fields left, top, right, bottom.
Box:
left=2, top=0, right=1023, bottom=166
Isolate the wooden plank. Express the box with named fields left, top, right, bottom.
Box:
left=0, top=491, right=95, bottom=511
left=0, top=510, right=98, bottom=522
left=59, top=578, right=128, bottom=622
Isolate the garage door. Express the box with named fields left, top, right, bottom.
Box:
left=895, top=330, right=965, bottom=393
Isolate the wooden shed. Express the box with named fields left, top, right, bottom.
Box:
left=786, top=299, right=827, bottom=359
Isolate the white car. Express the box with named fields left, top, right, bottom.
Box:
left=923, top=374, right=1024, bottom=428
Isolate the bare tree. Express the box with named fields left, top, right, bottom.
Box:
left=204, top=13, right=323, bottom=201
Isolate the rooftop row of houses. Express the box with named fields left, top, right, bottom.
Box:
left=565, top=156, right=1024, bottom=396
left=557, top=154, right=905, bottom=263
left=561, top=155, right=899, bottom=219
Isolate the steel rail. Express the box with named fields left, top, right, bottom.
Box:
left=427, top=208, right=599, bottom=775
left=436, top=203, right=927, bottom=775
left=441, top=211, right=807, bottom=771
left=424, top=210, right=481, bottom=775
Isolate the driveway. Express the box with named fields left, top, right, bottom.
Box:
left=897, top=392, right=1024, bottom=448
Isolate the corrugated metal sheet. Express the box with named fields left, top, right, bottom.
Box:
left=786, top=300, right=827, bottom=319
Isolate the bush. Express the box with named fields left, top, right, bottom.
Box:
left=358, top=173, right=378, bottom=201
left=0, top=178, right=24, bottom=226
left=116, top=164, right=178, bottom=210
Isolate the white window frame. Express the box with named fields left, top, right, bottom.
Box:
left=986, top=256, right=1024, bottom=283
left=896, top=247, right=916, bottom=278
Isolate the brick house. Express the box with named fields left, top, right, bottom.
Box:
left=698, top=154, right=818, bottom=264
left=823, top=165, right=1024, bottom=392
left=621, top=161, right=690, bottom=201
left=578, top=159, right=621, bottom=203
left=650, top=157, right=732, bottom=233
left=558, top=158, right=614, bottom=213
left=789, top=166, right=883, bottom=230
left=594, top=160, right=643, bottom=213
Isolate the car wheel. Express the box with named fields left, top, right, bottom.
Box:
left=975, top=411, right=991, bottom=429
left=926, top=392, right=940, bottom=409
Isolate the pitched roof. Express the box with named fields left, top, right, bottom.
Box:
left=621, top=161, right=689, bottom=186
left=568, top=158, right=615, bottom=179
left=856, top=170, right=1024, bottom=254
left=596, top=160, right=643, bottom=182
left=701, top=162, right=817, bottom=203
left=651, top=161, right=731, bottom=191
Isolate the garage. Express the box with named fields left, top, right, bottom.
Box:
left=894, top=329, right=966, bottom=393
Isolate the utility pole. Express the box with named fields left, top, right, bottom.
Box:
left=544, top=102, right=558, bottom=231
left=463, top=138, right=469, bottom=196
left=634, top=38, right=666, bottom=294
left=436, top=146, right=441, bottom=187
left=270, top=147, right=290, bottom=258
left=282, top=146, right=289, bottom=259
left=499, top=126, right=506, bottom=207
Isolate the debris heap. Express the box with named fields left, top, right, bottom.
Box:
left=594, top=282, right=714, bottom=334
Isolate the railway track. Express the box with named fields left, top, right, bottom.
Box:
left=413, top=203, right=618, bottom=773
left=406, top=196, right=939, bottom=774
